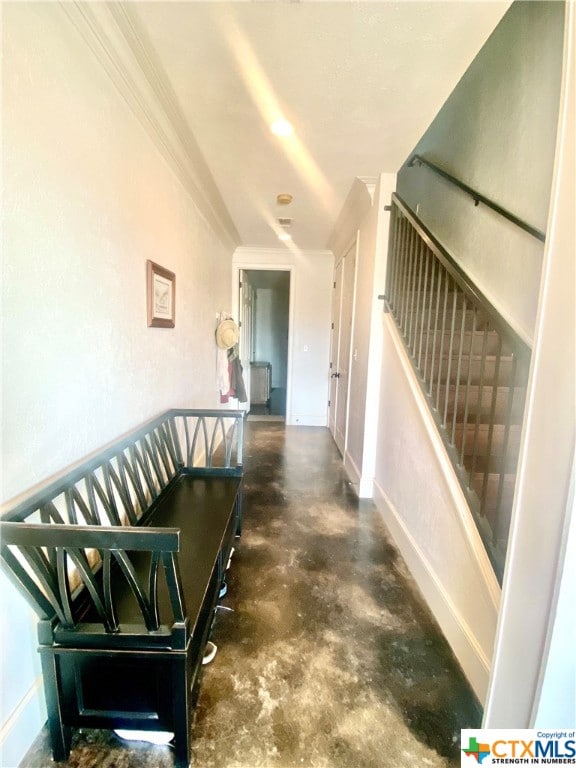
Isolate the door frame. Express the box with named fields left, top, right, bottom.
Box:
left=329, top=256, right=344, bottom=439
left=232, top=263, right=294, bottom=422
left=329, top=236, right=359, bottom=454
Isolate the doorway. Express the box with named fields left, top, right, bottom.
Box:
left=239, top=269, right=291, bottom=422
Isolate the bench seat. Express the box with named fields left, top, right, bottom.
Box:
left=56, top=473, right=242, bottom=647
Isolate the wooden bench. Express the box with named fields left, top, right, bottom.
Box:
left=0, top=408, right=244, bottom=768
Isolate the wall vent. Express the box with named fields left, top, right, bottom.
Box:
left=277, top=218, right=293, bottom=228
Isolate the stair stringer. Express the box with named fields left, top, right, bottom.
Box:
left=373, top=314, right=501, bottom=702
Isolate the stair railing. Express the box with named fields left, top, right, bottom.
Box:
left=383, top=192, right=531, bottom=581
left=407, top=155, right=546, bottom=242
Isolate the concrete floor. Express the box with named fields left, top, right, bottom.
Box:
left=20, top=422, right=481, bottom=768
left=247, top=388, right=287, bottom=420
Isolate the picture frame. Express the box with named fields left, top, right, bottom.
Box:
left=147, top=260, right=175, bottom=328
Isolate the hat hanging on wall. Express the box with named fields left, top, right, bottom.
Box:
left=215, top=318, right=239, bottom=349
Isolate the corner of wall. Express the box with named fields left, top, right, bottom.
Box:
left=327, top=177, right=377, bottom=258
left=343, top=450, right=373, bottom=498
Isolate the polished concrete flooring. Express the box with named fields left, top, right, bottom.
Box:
left=247, top=388, right=287, bottom=420
left=20, top=423, right=481, bottom=768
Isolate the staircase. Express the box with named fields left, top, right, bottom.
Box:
left=385, top=194, right=531, bottom=581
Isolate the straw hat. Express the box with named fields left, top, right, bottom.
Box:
left=215, top=318, right=239, bottom=349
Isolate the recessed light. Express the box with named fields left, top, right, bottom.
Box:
left=271, top=119, right=294, bottom=137
left=277, top=193, right=293, bottom=205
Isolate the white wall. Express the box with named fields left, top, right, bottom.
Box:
left=396, top=1, right=565, bottom=343
left=533, top=470, right=575, bottom=727
left=484, top=2, right=575, bottom=725
left=253, top=282, right=289, bottom=389
left=254, top=288, right=275, bottom=362
left=1, top=4, right=235, bottom=763
left=233, top=248, right=333, bottom=427
left=0, top=575, right=46, bottom=768
left=360, top=176, right=398, bottom=494
left=373, top=318, right=500, bottom=701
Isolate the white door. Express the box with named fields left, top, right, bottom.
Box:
left=329, top=258, right=344, bottom=438
left=330, top=242, right=357, bottom=455
left=238, top=269, right=254, bottom=411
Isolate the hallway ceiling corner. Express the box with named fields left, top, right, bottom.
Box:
left=130, top=1, right=512, bottom=252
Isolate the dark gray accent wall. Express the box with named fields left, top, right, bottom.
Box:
left=396, top=1, right=564, bottom=342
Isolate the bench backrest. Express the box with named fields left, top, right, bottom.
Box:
left=0, top=409, right=244, bottom=634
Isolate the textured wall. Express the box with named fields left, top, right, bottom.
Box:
left=2, top=4, right=234, bottom=503
left=1, top=4, right=234, bottom=762
left=396, top=1, right=564, bottom=343
left=373, top=317, right=500, bottom=701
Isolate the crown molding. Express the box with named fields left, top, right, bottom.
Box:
left=233, top=246, right=333, bottom=261
left=60, top=1, right=240, bottom=250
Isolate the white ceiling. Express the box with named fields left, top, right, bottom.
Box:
left=132, top=1, right=511, bottom=252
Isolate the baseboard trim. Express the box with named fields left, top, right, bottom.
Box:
left=344, top=451, right=373, bottom=498
left=286, top=416, right=328, bottom=427
left=373, top=480, right=492, bottom=702
left=358, top=476, right=374, bottom=498
left=0, top=677, right=46, bottom=768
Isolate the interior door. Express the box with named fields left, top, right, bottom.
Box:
left=332, top=242, right=357, bottom=455
left=329, top=258, right=344, bottom=438
left=238, top=269, right=254, bottom=411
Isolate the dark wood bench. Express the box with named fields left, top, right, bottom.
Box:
left=0, top=408, right=244, bottom=768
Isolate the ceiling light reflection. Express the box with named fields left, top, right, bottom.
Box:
left=271, top=119, right=294, bottom=137
left=223, top=18, right=337, bottom=215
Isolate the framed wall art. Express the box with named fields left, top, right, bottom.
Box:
left=147, top=260, right=175, bottom=328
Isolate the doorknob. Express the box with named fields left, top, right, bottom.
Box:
left=331, top=372, right=340, bottom=379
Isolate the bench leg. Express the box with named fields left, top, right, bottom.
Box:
left=171, top=655, right=191, bottom=768
left=40, top=650, right=72, bottom=762
left=234, top=487, right=243, bottom=537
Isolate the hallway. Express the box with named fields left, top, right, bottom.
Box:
left=21, top=423, right=481, bottom=768
left=247, top=388, right=287, bottom=421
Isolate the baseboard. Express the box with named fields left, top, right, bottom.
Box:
left=287, top=415, right=328, bottom=427
left=373, top=480, right=492, bottom=703
left=343, top=451, right=360, bottom=491
left=344, top=452, right=373, bottom=498
left=358, top=477, right=374, bottom=498
left=0, top=677, right=46, bottom=768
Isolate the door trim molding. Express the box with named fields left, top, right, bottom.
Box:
left=232, top=263, right=294, bottom=423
